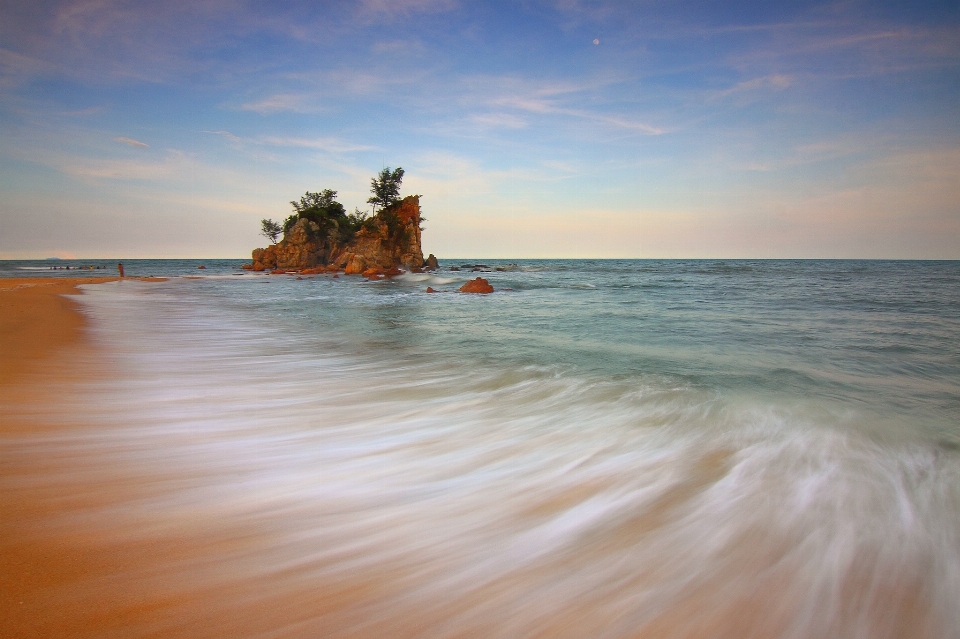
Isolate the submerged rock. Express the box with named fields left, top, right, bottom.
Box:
left=362, top=268, right=384, bottom=280
left=300, top=266, right=326, bottom=275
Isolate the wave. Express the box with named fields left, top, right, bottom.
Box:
left=8, top=279, right=948, bottom=638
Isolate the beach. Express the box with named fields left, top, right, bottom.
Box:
left=1, top=277, right=110, bottom=636
left=1, top=262, right=958, bottom=638
left=0, top=277, right=182, bottom=638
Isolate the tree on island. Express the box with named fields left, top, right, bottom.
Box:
left=367, top=167, right=404, bottom=213
left=282, top=189, right=369, bottom=245
left=262, top=169, right=407, bottom=247
left=260, top=218, right=282, bottom=244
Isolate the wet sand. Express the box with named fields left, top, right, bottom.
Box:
left=2, top=278, right=109, bottom=637
left=0, top=278, right=112, bottom=387
left=0, top=277, right=375, bottom=638
left=0, top=277, right=182, bottom=638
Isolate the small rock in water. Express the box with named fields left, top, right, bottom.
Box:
left=197, top=265, right=206, bottom=269
left=426, top=287, right=438, bottom=293
left=362, top=267, right=385, bottom=280
left=459, top=277, right=494, bottom=294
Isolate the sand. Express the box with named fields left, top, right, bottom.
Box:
left=0, top=277, right=174, bottom=638
left=1, top=276, right=330, bottom=639
left=0, top=278, right=111, bottom=386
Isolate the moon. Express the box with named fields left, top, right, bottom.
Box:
left=593, top=39, right=600, bottom=45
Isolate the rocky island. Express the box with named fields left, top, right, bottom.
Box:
left=247, top=193, right=430, bottom=274
left=245, top=167, right=439, bottom=276
left=245, top=167, right=491, bottom=293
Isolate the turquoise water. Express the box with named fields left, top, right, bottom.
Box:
left=5, top=259, right=960, bottom=637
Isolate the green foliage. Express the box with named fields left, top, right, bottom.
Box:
left=347, top=207, right=371, bottom=235
left=260, top=218, right=282, bottom=244
left=367, top=167, right=404, bottom=213
left=291, top=189, right=339, bottom=214
left=280, top=190, right=372, bottom=246
left=268, top=171, right=409, bottom=248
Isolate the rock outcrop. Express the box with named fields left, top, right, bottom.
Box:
left=459, top=277, right=494, bottom=294
left=248, top=195, right=426, bottom=272
left=330, top=196, right=424, bottom=271
left=251, top=218, right=325, bottom=271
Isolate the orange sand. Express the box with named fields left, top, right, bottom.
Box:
left=0, top=276, right=352, bottom=639
left=0, top=277, right=111, bottom=387
left=0, top=277, right=179, bottom=639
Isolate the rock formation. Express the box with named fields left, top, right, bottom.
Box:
left=247, top=195, right=425, bottom=272
left=459, top=277, right=494, bottom=294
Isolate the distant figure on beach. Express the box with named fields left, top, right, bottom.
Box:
left=118, top=263, right=124, bottom=277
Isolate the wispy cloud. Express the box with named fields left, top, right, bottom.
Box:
left=356, top=0, right=458, bottom=21
left=708, top=73, right=792, bottom=102
left=239, top=93, right=319, bottom=114
left=201, top=129, right=241, bottom=142
left=115, top=136, right=148, bottom=148
left=0, top=47, right=53, bottom=87
left=472, top=76, right=665, bottom=134
left=469, top=113, right=528, bottom=129
left=198, top=131, right=375, bottom=156
left=259, top=136, right=375, bottom=153
left=372, top=39, right=427, bottom=55
left=487, top=94, right=664, bottom=134
left=63, top=150, right=184, bottom=180
left=591, top=114, right=664, bottom=134
left=726, top=24, right=960, bottom=79
left=60, top=106, right=105, bottom=116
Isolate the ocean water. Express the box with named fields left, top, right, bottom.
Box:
left=6, top=259, right=960, bottom=638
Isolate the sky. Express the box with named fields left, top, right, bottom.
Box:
left=0, top=0, right=958, bottom=259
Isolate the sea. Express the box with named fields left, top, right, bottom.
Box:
left=3, top=258, right=960, bottom=638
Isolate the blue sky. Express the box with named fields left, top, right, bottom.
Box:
left=1, top=0, right=958, bottom=258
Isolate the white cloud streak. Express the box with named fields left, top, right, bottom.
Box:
left=115, top=136, right=149, bottom=148
left=258, top=136, right=375, bottom=153
left=239, top=93, right=319, bottom=114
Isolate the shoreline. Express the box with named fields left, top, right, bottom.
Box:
left=0, top=277, right=165, bottom=387
left=1, top=275, right=327, bottom=639
left=0, top=277, right=168, bottom=639
left=0, top=277, right=116, bottom=388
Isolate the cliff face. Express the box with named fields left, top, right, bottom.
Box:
left=329, top=196, right=424, bottom=273
left=251, top=218, right=323, bottom=270
left=249, top=195, right=424, bottom=272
